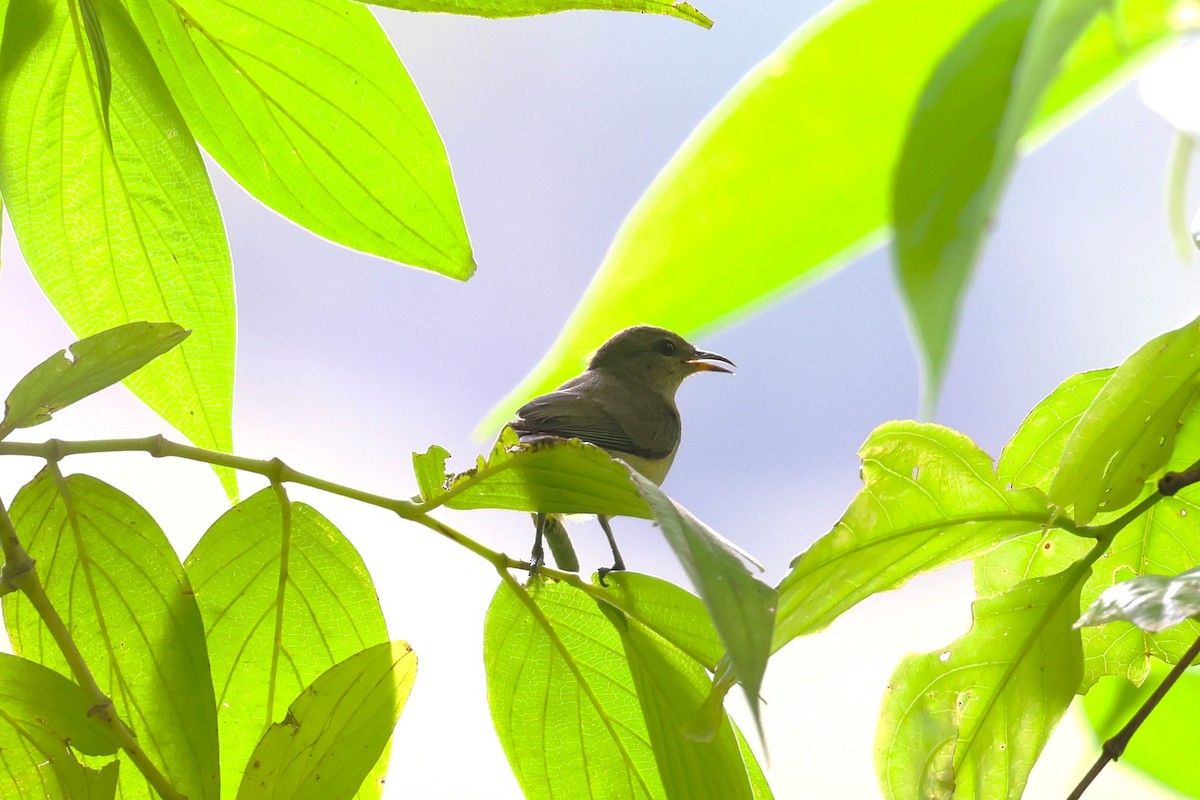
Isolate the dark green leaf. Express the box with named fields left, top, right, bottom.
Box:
left=366, top=0, right=710, bottom=25
left=0, top=0, right=238, bottom=499
left=236, top=641, right=417, bottom=800
left=481, top=0, right=1174, bottom=433
left=876, top=569, right=1084, bottom=799
left=0, top=322, right=188, bottom=438
left=627, top=472, right=775, bottom=731
left=980, top=369, right=1200, bottom=686
left=185, top=489, right=391, bottom=800
left=122, top=0, right=472, bottom=276
left=775, top=421, right=1052, bottom=647
left=893, top=0, right=1122, bottom=404
left=2, top=471, right=218, bottom=800
left=484, top=578, right=764, bottom=799
left=1083, top=665, right=1200, bottom=797
left=1051, top=313, right=1200, bottom=524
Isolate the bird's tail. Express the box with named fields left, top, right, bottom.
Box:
left=539, top=513, right=579, bottom=572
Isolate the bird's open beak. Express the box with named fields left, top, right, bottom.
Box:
left=687, top=350, right=735, bottom=374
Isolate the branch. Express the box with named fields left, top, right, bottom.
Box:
left=1068, top=632, right=1200, bottom=800
left=1067, top=455, right=1200, bottom=798
left=0, top=436, right=529, bottom=572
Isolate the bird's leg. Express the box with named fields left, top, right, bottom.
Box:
left=596, top=514, right=625, bottom=586
left=530, top=512, right=547, bottom=575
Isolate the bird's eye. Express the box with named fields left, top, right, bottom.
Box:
left=655, top=339, right=677, bottom=357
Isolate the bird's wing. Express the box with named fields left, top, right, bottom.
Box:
left=513, top=388, right=675, bottom=460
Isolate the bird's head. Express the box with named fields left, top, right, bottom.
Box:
left=588, top=326, right=734, bottom=392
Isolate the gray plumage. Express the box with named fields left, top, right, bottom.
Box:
left=510, top=326, right=733, bottom=573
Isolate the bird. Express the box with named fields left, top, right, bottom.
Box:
left=509, top=325, right=734, bottom=575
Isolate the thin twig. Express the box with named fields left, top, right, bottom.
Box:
left=0, top=436, right=529, bottom=570
left=1068, top=632, right=1200, bottom=799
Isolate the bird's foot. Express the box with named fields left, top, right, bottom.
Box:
left=597, top=560, right=625, bottom=587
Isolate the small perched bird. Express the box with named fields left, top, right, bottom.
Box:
left=510, top=325, right=734, bottom=574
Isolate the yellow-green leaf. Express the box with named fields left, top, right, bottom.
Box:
left=123, top=0, right=473, bottom=276
left=0, top=0, right=237, bottom=498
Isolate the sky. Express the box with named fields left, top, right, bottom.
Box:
left=2, top=0, right=1199, bottom=797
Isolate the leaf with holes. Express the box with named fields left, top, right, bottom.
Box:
left=415, top=430, right=652, bottom=518
left=876, top=568, right=1084, bottom=800
left=775, top=421, right=1053, bottom=648
left=2, top=470, right=217, bottom=800
left=185, top=488, right=391, bottom=799
left=0, top=322, right=188, bottom=438
left=979, top=369, right=1200, bottom=687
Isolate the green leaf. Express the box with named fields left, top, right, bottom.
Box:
left=893, top=0, right=1145, bottom=405
left=417, top=430, right=653, bottom=518
left=1083, top=665, right=1200, bottom=797
left=596, top=571, right=725, bottom=670
left=0, top=652, right=121, bottom=800
left=736, top=725, right=773, bottom=800
left=76, top=0, right=110, bottom=122
left=978, top=369, right=1200, bottom=687
left=599, top=602, right=759, bottom=799
left=484, top=577, right=764, bottom=799
left=775, top=421, right=1052, bottom=647
left=1076, top=564, right=1200, bottom=631
left=412, top=444, right=451, bottom=503
left=185, top=488, right=391, bottom=800
left=425, top=434, right=772, bottom=721
left=122, top=0, right=472, bottom=277
left=0, top=652, right=119, bottom=757
left=877, top=568, right=1084, bottom=800
left=236, top=641, right=417, bottom=800
left=364, top=0, right=710, bottom=26
left=2, top=471, right=218, bottom=800
left=0, top=322, right=188, bottom=438
left=626, top=472, right=775, bottom=732
left=480, top=0, right=1175, bottom=432
left=0, top=0, right=237, bottom=499
left=1051, top=313, right=1200, bottom=524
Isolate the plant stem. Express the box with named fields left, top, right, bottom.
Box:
left=0, top=436, right=531, bottom=571
left=1068, top=632, right=1200, bottom=800
left=0, top=496, right=185, bottom=800
left=1159, top=465, right=1200, bottom=496
left=265, top=480, right=291, bottom=730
